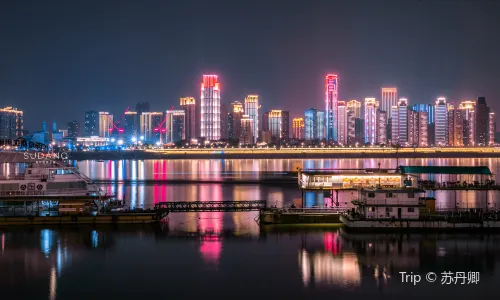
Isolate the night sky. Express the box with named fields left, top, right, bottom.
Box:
left=1, top=0, right=499, bottom=131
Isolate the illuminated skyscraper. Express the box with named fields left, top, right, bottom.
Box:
left=266, top=110, right=289, bottom=142
left=364, top=98, right=378, bottom=145
left=347, top=100, right=361, bottom=119
left=475, top=97, right=490, bottom=146
left=489, top=112, right=495, bottom=145
left=240, top=115, right=253, bottom=145
left=376, top=110, right=387, bottom=145
left=244, top=95, right=259, bottom=143
left=338, top=101, right=347, bottom=145
left=434, top=98, right=448, bottom=146
left=397, top=98, right=408, bottom=145
left=292, top=118, right=305, bottom=139
left=98, top=112, right=113, bottom=138
left=347, top=111, right=356, bottom=146
left=381, top=88, right=398, bottom=115
left=165, top=110, right=185, bottom=143
left=458, top=101, right=476, bottom=146
left=140, top=112, right=163, bottom=143
left=447, top=104, right=456, bottom=146
left=0, top=107, right=23, bottom=139
left=304, top=108, right=326, bottom=141
left=325, top=74, right=338, bottom=142
left=200, top=75, right=221, bottom=140
left=220, top=103, right=228, bottom=140
left=228, top=101, right=244, bottom=140
left=180, top=97, right=196, bottom=141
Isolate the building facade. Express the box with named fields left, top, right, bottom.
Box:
left=381, top=88, right=398, bottom=117
left=98, top=112, right=113, bottom=138
left=67, top=121, right=80, bottom=139
left=376, top=110, right=387, bottom=145
left=292, top=118, right=305, bottom=139
left=475, top=97, right=490, bottom=146
left=140, top=112, right=163, bottom=143
left=364, top=98, right=378, bottom=145
left=165, top=110, right=185, bottom=143
left=124, top=111, right=138, bottom=138
left=337, top=101, right=347, bottom=145
left=434, top=97, right=448, bottom=146
left=84, top=110, right=98, bottom=136
left=200, top=75, right=221, bottom=140
left=240, top=116, right=254, bottom=145
left=244, top=95, right=259, bottom=144
left=0, top=107, right=23, bottom=139
left=228, top=101, right=244, bottom=140
left=304, top=108, right=325, bottom=141
left=267, top=110, right=289, bottom=142
left=180, top=97, right=196, bottom=141
left=325, top=74, right=339, bottom=142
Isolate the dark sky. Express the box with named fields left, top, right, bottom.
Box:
left=1, top=0, right=499, bottom=131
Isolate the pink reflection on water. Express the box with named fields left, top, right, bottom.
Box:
left=324, top=232, right=340, bottom=255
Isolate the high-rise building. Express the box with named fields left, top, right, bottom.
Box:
left=200, top=75, right=221, bottom=140
left=67, top=121, right=80, bottom=138
left=220, top=103, right=228, bottom=140
left=397, top=98, right=408, bottom=145
left=458, top=101, right=476, bottom=146
left=98, top=112, right=113, bottom=138
left=140, top=112, right=163, bottom=142
left=376, top=110, right=387, bottom=145
left=453, top=108, right=465, bottom=147
left=0, top=107, right=24, bottom=139
left=240, top=115, right=253, bottom=145
left=381, top=88, right=398, bottom=116
left=447, top=104, right=456, bottom=147
left=434, top=97, right=448, bottom=146
left=304, top=108, right=326, bottom=141
left=337, top=101, right=348, bottom=145
left=489, top=112, right=495, bottom=145
left=267, top=110, right=289, bottom=142
left=355, top=118, right=364, bottom=145
left=408, top=110, right=428, bottom=147
left=364, top=98, right=378, bottom=145
left=475, top=97, right=490, bottom=146
left=84, top=110, right=98, bottom=136
left=135, top=102, right=150, bottom=116
left=180, top=97, right=196, bottom=141
left=165, top=110, right=185, bottom=143
left=124, top=111, right=138, bottom=138
left=325, top=74, right=339, bottom=142
left=244, top=95, right=259, bottom=143
left=391, top=106, right=399, bottom=144
left=292, top=118, right=305, bottom=139
left=347, top=111, right=356, bottom=146
left=228, top=101, right=244, bottom=140
left=347, top=100, right=361, bottom=119
left=412, top=104, right=435, bottom=124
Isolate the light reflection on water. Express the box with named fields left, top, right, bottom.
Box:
left=1, top=227, right=500, bottom=299
left=73, top=158, right=500, bottom=212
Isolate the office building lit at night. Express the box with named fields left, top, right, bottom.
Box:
left=434, top=97, right=448, bottom=146
left=266, top=110, right=289, bottom=142
left=346, top=100, right=361, bottom=119
left=0, top=106, right=24, bottom=139
left=98, top=112, right=113, bottom=138
left=337, top=101, right=347, bottom=145
left=140, top=112, right=164, bottom=143
left=489, top=112, right=495, bottom=145
left=292, top=118, right=305, bottom=139
left=381, top=87, right=398, bottom=116
left=364, top=98, right=378, bottom=145
left=200, top=75, right=221, bottom=141
left=228, top=101, right=244, bottom=140
left=304, top=108, right=326, bottom=141
left=458, top=100, right=476, bottom=146
left=244, top=95, right=259, bottom=143
left=325, top=74, right=339, bottom=142
left=165, top=110, right=186, bottom=143
left=180, top=97, right=196, bottom=141
left=240, top=115, right=253, bottom=145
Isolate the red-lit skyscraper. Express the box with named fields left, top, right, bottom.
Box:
left=325, top=74, right=338, bottom=142
left=201, top=75, right=221, bottom=140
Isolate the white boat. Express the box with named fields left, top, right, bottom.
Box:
left=0, top=160, right=109, bottom=199
left=340, top=188, right=500, bottom=230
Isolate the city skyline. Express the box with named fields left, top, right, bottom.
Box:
left=1, top=0, right=499, bottom=130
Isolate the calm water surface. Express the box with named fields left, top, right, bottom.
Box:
left=1, top=227, right=498, bottom=299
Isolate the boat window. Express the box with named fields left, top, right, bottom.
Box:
left=386, top=207, right=393, bottom=212
left=408, top=207, right=415, bottom=212
left=386, top=192, right=394, bottom=197
left=28, top=170, right=32, bottom=175
left=408, top=193, right=415, bottom=198
left=368, top=193, right=375, bottom=198
left=369, top=207, right=376, bottom=212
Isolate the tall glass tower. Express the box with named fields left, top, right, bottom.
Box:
left=325, top=74, right=338, bottom=142
left=200, top=75, right=221, bottom=140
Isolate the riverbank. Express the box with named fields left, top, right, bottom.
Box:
left=3, top=148, right=500, bottom=161
left=70, top=148, right=500, bottom=160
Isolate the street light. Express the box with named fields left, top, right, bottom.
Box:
left=117, top=140, right=124, bottom=145
left=131, top=137, right=137, bottom=142
left=140, top=136, right=144, bottom=140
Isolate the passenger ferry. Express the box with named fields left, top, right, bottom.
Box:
left=0, top=160, right=108, bottom=199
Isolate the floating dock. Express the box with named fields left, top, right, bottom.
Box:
left=0, top=213, right=158, bottom=226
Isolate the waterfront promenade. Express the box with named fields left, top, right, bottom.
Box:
left=3, top=147, right=500, bottom=162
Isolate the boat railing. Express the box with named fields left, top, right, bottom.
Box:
left=265, top=207, right=348, bottom=214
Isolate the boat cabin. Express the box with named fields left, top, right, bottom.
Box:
left=352, top=189, right=426, bottom=220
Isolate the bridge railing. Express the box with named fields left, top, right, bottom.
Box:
left=154, top=200, right=267, bottom=211
left=263, top=207, right=348, bottom=214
